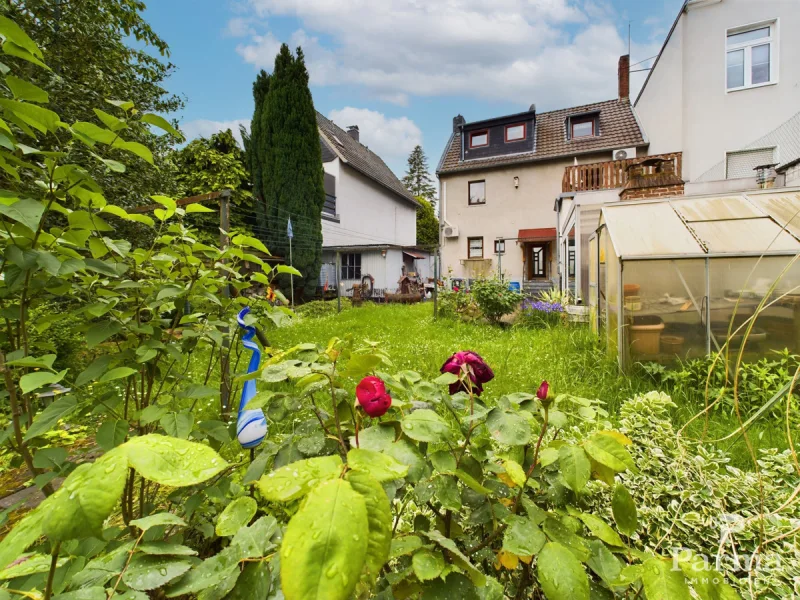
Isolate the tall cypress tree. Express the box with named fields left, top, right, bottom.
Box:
left=251, top=46, right=324, bottom=298
left=249, top=70, right=270, bottom=235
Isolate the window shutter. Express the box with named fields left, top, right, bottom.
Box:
left=726, top=147, right=775, bottom=179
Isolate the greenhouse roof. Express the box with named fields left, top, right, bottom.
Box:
left=600, top=188, right=800, bottom=259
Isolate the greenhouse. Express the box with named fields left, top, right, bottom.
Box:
left=588, top=188, right=800, bottom=369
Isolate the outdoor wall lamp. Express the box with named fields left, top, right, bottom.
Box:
left=513, top=176, right=519, bottom=188
left=381, top=249, right=387, bottom=257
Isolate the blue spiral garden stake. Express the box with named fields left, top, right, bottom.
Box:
left=236, top=307, right=268, bottom=449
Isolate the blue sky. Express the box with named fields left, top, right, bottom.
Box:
left=142, top=0, right=684, bottom=178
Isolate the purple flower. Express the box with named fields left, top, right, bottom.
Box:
left=522, top=299, right=563, bottom=314
left=440, top=351, right=494, bottom=395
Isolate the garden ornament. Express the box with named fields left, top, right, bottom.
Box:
left=236, top=306, right=268, bottom=448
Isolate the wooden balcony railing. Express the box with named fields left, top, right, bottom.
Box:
left=562, top=152, right=682, bottom=193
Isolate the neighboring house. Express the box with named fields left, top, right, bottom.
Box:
left=635, top=0, right=800, bottom=183
left=315, top=113, right=431, bottom=298
left=555, top=0, right=800, bottom=302
left=436, top=56, right=646, bottom=295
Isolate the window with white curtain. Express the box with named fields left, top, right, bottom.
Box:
left=726, top=22, right=776, bottom=91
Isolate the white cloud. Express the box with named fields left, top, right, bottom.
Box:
left=182, top=119, right=252, bottom=146
left=327, top=107, right=422, bottom=164
left=225, top=17, right=256, bottom=38
left=232, top=0, right=660, bottom=110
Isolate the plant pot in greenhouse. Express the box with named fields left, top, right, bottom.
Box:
left=630, top=315, right=665, bottom=355
left=623, top=283, right=640, bottom=298
left=660, top=335, right=685, bottom=355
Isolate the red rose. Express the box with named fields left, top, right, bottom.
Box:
left=536, top=381, right=550, bottom=401
left=440, top=350, right=494, bottom=395
left=356, top=376, right=392, bottom=417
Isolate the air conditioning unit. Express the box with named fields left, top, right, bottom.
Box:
left=612, top=147, right=637, bottom=160
left=443, top=225, right=459, bottom=238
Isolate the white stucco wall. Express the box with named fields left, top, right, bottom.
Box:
left=322, top=159, right=417, bottom=248
left=439, top=152, right=610, bottom=283
left=635, top=0, right=800, bottom=181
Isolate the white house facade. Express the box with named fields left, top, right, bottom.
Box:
left=635, top=0, right=800, bottom=183
left=315, top=113, right=428, bottom=297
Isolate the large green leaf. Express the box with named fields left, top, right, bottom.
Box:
left=256, top=455, right=342, bottom=502
left=122, top=555, right=193, bottom=591
left=137, top=542, right=197, bottom=556
left=348, top=448, right=409, bottom=482
left=641, top=557, right=691, bottom=600
left=537, top=542, right=589, bottom=600
left=6, top=76, right=48, bottom=103
left=424, top=530, right=485, bottom=587
left=0, top=99, right=59, bottom=133
left=577, top=513, right=624, bottom=547
left=227, top=561, right=271, bottom=600
left=586, top=540, right=622, bottom=587
left=401, top=409, right=452, bottom=443
left=346, top=471, right=392, bottom=580
left=215, top=497, right=257, bottom=537
left=19, top=369, right=66, bottom=394
left=96, top=419, right=128, bottom=451
left=0, top=15, right=43, bottom=58
left=159, top=411, right=194, bottom=439
left=612, top=484, right=638, bottom=536
left=0, top=197, right=44, bottom=232
left=502, top=516, right=546, bottom=557
left=85, top=321, right=122, bottom=348
left=390, top=535, right=423, bottom=559
left=0, top=506, right=46, bottom=569
left=124, top=434, right=228, bottom=487
left=677, top=552, right=740, bottom=600
left=486, top=408, right=532, bottom=446
left=130, top=512, right=186, bottom=531
left=23, top=396, right=77, bottom=441
left=141, top=113, right=182, bottom=138
left=42, top=448, right=127, bottom=541
left=421, top=573, right=478, bottom=600
left=280, top=479, right=368, bottom=600
left=583, top=434, right=637, bottom=473
left=412, top=549, right=445, bottom=582
left=558, top=444, right=591, bottom=492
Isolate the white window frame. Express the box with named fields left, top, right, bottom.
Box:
left=725, top=19, right=778, bottom=93
left=723, top=146, right=777, bottom=180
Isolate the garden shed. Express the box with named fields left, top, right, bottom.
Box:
left=588, top=188, right=800, bottom=369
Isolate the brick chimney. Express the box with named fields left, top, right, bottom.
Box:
left=346, top=125, right=359, bottom=142
left=618, top=55, right=630, bottom=102
left=453, top=114, right=465, bottom=134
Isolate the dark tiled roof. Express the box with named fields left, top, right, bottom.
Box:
left=437, top=99, right=646, bottom=175
left=316, top=113, right=419, bottom=207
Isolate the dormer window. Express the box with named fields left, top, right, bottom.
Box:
left=566, top=112, right=599, bottom=140
left=469, top=130, right=489, bottom=148
left=571, top=117, right=594, bottom=138
left=505, top=123, right=526, bottom=143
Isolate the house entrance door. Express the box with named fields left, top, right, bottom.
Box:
left=526, top=243, right=548, bottom=280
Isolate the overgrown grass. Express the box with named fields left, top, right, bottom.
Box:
left=265, top=302, right=789, bottom=467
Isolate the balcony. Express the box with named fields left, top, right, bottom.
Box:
left=562, top=152, right=682, bottom=193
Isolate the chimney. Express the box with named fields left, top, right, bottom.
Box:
left=453, top=114, right=465, bottom=134
left=529, top=103, right=536, bottom=112
left=346, top=125, right=359, bottom=142
left=618, top=54, right=630, bottom=102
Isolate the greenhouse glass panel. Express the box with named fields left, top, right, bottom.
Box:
left=606, top=239, right=620, bottom=358
left=709, top=256, right=800, bottom=358
left=589, top=235, right=598, bottom=335
left=622, top=259, right=707, bottom=365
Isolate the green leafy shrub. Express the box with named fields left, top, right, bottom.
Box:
left=605, top=391, right=800, bottom=599
left=437, top=286, right=480, bottom=321
left=294, top=298, right=352, bottom=319
left=642, top=349, right=800, bottom=416
left=470, top=277, right=522, bottom=323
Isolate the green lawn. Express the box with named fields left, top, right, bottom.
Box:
left=266, top=302, right=788, bottom=467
